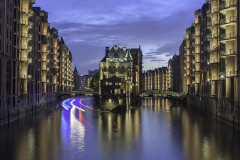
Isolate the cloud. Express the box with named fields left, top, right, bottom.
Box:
left=34, top=0, right=207, bottom=74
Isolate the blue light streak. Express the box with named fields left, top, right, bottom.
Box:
left=62, top=98, right=93, bottom=111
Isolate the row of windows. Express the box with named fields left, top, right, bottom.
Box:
left=105, top=82, right=122, bottom=86
left=102, top=67, right=126, bottom=72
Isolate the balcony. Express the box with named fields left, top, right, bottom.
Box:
left=28, top=75, right=32, bottom=79
left=192, top=59, right=200, bottom=64
left=226, top=71, right=237, bottom=77
left=220, top=32, right=237, bottom=43
left=28, top=9, right=33, bottom=17
left=207, top=8, right=219, bottom=16
left=28, top=58, right=32, bottom=64
left=220, top=50, right=236, bottom=58
left=210, top=46, right=218, bottom=52
left=20, top=57, right=27, bottom=62
left=220, top=72, right=226, bottom=79
left=20, top=19, right=27, bottom=25
left=42, top=58, right=47, bottom=62
left=207, top=76, right=218, bottom=82
left=21, top=33, right=28, bottom=38
left=220, top=16, right=237, bottom=28
left=207, top=21, right=212, bottom=28
left=20, top=45, right=29, bottom=50
left=20, top=74, right=28, bottom=79
left=28, top=33, right=32, bottom=41
left=28, top=21, right=33, bottom=29
left=207, top=21, right=219, bottom=28
left=220, top=1, right=237, bottom=14
left=28, top=46, right=32, bottom=51
left=184, top=73, right=190, bottom=77
left=192, top=41, right=200, bottom=46
left=194, top=68, right=200, bottom=72
left=207, top=58, right=219, bottom=65
left=207, top=34, right=211, bottom=40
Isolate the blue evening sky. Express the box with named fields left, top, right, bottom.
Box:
left=34, top=0, right=207, bottom=74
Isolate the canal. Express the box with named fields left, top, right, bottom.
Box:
left=0, top=97, right=240, bottom=160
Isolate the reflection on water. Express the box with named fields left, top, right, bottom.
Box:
left=0, top=97, right=240, bottom=160
left=61, top=105, right=86, bottom=158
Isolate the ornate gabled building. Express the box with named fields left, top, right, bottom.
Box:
left=99, top=45, right=142, bottom=96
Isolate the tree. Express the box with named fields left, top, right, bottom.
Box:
left=90, top=72, right=99, bottom=91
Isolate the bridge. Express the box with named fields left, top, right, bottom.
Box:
left=57, top=89, right=99, bottom=100
left=138, top=90, right=186, bottom=99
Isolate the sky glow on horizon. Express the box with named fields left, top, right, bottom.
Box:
left=34, top=0, right=207, bottom=74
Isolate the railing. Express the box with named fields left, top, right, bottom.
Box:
left=220, top=50, right=236, bottom=56
left=220, top=72, right=225, bottom=79
left=210, top=47, right=218, bottom=52
left=28, top=58, right=32, bottom=64
left=207, top=34, right=211, bottom=39
left=28, top=9, right=33, bottom=16
left=220, top=0, right=237, bottom=10
left=28, top=46, right=32, bottom=51
left=210, top=58, right=219, bottom=63
left=20, top=57, right=27, bottom=62
left=220, top=32, right=237, bottom=40
left=20, top=45, right=28, bottom=50
left=20, top=74, right=27, bottom=79
left=28, top=21, right=33, bottom=28
left=192, top=59, right=200, bottom=63
left=220, top=16, right=237, bottom=25
left=226, top=71, right=237, bottom=77
left=212, top=76, right=218, bottom=81
left=206, top=9, right=211, bottom=15
left=21, top=33, right=28, bottom=38
left=28, top=33, right=32, bottom=40
left=207, top=21, right=212, bottom=27
left=20, top=19, right=27, bottom=25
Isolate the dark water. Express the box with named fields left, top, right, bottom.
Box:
left=1, top=97, right=240, bottom=160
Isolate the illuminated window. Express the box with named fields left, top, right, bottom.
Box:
left=109, top=82, right=112, bottom=85
left=106, top=82, right=108, bottom=85
left=115, top=82, right=118, bottom=85
left=119, top=83, right=121, bottom=85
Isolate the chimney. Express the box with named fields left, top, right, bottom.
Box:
left=105, top=47, right=109, bottom=56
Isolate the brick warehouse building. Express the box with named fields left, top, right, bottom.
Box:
left=0, top=0, right=73, bottom=122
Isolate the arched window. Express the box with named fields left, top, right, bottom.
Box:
left=109, top=66, right=112, bottom=72
left=113, top=67, right=116, bottom=72
left=104, top=67, right=107, bottom=72
left=122, top=67, right=125, bottom=72
left=6, top=60, right=11, bottom=95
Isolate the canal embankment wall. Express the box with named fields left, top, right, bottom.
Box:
left=0, top=93, right=74, bottom=125
left=184, top=94, right=240, bottom=130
